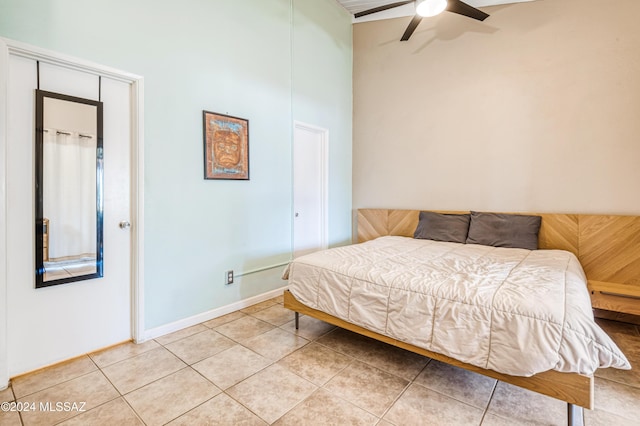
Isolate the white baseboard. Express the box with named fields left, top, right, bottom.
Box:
left=141, top=286, right=289, bottom=342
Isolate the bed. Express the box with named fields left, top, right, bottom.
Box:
left=283, top=209, right=639, bottom=426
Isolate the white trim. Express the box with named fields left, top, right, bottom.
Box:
left=0, top=40, right=9, bottom=389
left=0, top=37, right=145, bottom=363
left=130, top=77, right=145, bottom=344
left=293, top=121, right=329, bottom=252
left=142, top=286, right=289, bottom=341
left=4, top=38, right=141, bottom=83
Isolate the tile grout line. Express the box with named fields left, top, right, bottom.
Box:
left=158, top=379, right=221, bottom=426
left=376, top=379, right=412, bottom=423
left=91, top=351, right=149, bottom=426
left=105, top=298, right=287, bottom=424
left=222, top=348, right=321, bottom=424
left=221, top=388, right=271, bottom=424
left=217, top=307, right=357, bottom=424
left=156, top=327, right=214, bottom=348
left=12, top=357, right=98, bottom=399
left=54, top=356, right=128, bottom=425
left=9, top=301, right=640, bottom=425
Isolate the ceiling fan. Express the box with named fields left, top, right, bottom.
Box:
left=355, top=0, right=489, bottom=41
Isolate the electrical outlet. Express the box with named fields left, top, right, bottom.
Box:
left=226, top=270, right=234, bottom=285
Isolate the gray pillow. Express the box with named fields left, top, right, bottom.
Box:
left=413, top=211, right=471, bottom=244
left=466, top=211, right=541, bottom=250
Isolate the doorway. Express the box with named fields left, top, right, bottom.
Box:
left=0, top=39, right=144, bottom=380
left=292, top=122, right=328, bottom=258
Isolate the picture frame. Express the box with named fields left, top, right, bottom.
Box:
left=203, top=110, right=249, bottom=180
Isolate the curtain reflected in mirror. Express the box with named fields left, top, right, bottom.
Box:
left=35, top=90, right=103, bottom=288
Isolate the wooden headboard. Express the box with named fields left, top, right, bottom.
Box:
left=357, top=209, right=640, bottom=316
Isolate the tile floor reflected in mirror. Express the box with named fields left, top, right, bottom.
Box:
left=43, top=257, right=97, bottom=281
left=1, top=295, right=639, bottom=425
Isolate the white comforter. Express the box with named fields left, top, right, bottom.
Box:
left=283, top=236, right=630, bottom=376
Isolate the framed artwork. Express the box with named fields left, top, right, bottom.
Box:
left=203, top=111, right=249, bottom=180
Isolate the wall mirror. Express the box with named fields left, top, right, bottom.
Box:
left=35, top=90, right=104, bottom=288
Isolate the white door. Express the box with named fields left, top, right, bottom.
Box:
left=293, top=122, right=328, bottom=258
left=4, top=54, right=135, bottom=376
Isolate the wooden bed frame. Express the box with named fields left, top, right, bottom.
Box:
left=283, top=209, right=640, bottom=424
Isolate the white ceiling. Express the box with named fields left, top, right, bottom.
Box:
left=337, top=0, right=536, bottom=23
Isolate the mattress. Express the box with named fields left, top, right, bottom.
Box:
left=283, top=236, right=630, bottom=376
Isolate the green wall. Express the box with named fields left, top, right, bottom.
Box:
left=293, top=0, right=353, bottom=248
left=0, top=0, right=352, bottom=329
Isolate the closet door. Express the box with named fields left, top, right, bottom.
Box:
left=292, top=122, right=328, bottom=258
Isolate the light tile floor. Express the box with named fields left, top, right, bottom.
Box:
left=1, top=295, right=639, bottom=425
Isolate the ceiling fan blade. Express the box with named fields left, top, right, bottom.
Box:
left=400, top=15, right=423, bottom=41
left=447, top=0, right=489, bottom=21
left=354, top=1, right=414, bottom=18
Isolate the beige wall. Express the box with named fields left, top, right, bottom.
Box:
left=353, top=0, right=640, bottom=215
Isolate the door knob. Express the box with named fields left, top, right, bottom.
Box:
left=295, top=212, right=299, bottom=217
left=119, top=221, right=131, bottom=230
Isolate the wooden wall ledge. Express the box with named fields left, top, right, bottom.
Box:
left=588, top=281, right=640, bottom=299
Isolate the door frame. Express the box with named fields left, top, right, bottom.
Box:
left=0, top=38, right=145, bottom=387
left=292, top=121, right=329, bottom=256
